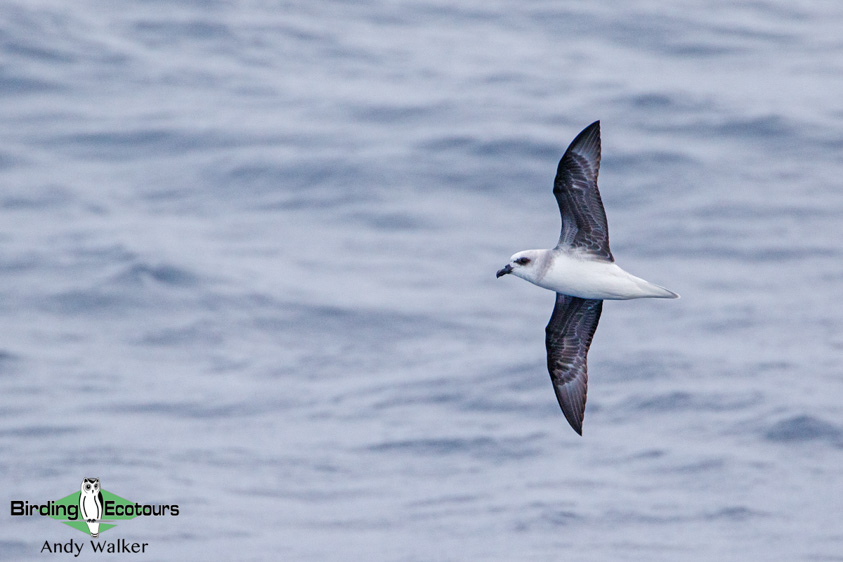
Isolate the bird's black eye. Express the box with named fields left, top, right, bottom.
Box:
left=515, top=257, right=531, bottom=265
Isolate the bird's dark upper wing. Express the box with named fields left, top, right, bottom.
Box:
left=545, top=293, right=603, bottom=435
left=553, top=121, right=613, bottom=262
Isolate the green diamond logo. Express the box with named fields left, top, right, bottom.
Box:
left=49, top=488, right=139, bottom=536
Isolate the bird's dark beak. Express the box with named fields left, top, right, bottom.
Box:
left=496, top=264, right=513, bottom=278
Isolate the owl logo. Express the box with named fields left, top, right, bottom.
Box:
left=79, top=478, right=103, bottom=538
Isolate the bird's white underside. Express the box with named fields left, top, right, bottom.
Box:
left=511, top=249, right=678, bottom=300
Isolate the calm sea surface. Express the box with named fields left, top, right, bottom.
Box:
left=2, top=1, right=843, bottom=560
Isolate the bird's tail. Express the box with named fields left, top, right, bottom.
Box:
left=636, top=279, right=679, bottom=299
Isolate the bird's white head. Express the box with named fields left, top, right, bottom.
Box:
left=496, top=250, right=547, bottom=284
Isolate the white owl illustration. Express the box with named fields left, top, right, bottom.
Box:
left=79, top=477, right=103, bottom=538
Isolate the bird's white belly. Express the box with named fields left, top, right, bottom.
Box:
left=536, top=256, right=650, bottom=300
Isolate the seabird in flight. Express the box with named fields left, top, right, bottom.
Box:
left=496, top=121, right=678, bottom=435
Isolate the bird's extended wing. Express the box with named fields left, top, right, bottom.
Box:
left=545, top=293, right=603, bottom=435
left=553, top=121, right=613, bottom=262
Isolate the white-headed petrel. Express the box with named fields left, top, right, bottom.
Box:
left=496, top=121, right=678, bottom=435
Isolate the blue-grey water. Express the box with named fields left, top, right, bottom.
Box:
left=2, top=1, right=843, bottom=560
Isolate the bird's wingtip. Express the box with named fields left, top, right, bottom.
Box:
left=556, top=389, right=586, bottom=436
left=563, top=120, right=601, bottom=164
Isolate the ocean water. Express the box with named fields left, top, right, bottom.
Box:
left=2, top=1, right=843, bottom=560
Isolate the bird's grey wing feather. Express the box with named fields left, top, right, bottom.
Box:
left=553, top=121, right=613, bottom=262
left=545, top=293, right=603, bottom=435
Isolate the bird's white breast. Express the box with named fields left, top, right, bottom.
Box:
left=535, top=253, right=656, bottom=300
